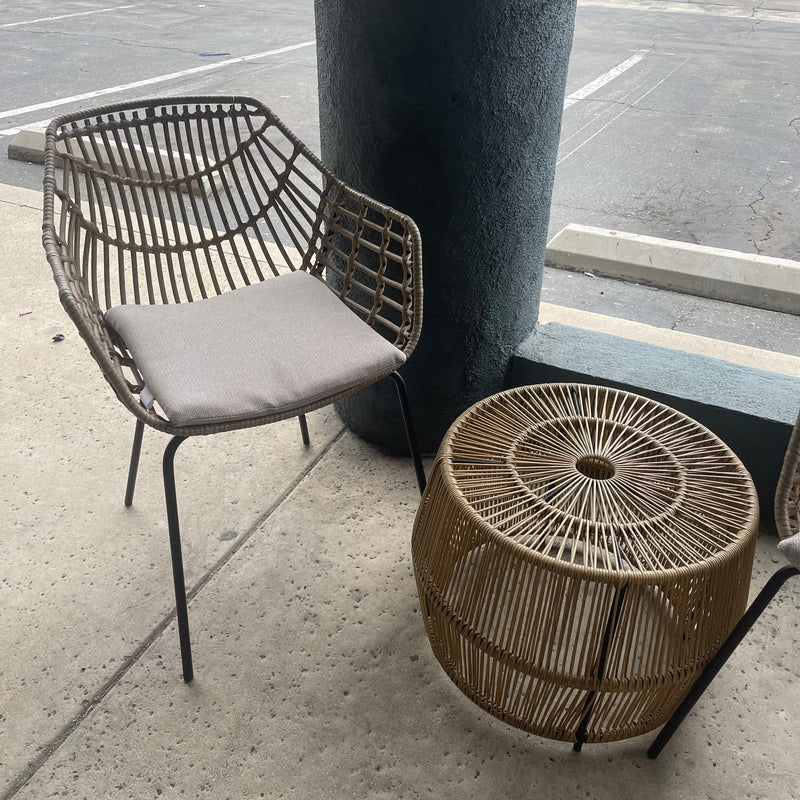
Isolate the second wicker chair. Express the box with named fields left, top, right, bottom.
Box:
left=648, top=408, right=800, bottom=756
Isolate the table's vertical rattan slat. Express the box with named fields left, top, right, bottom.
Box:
left=411, top=383, right=759, bottom=747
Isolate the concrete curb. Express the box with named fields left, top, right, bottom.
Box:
left=546, top=223, right=800, bottom=315
left=8, top=128, right=207, bottom=193
left=7, top=128, right=50, bottom=165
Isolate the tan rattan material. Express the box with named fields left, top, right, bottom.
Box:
left=412, top=383, right=759, bottom=744
left=42, top=96, right=422, bottom=436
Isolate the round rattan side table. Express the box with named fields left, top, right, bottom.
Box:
left=411, top=383, right=759, bottom=748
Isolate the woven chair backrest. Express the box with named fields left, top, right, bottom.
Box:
left=44, top=97, right=420, bottom=352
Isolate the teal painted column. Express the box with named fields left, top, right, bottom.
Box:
left=315, top=0, right=577, bottom=452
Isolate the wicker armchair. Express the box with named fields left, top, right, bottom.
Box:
left=42, top=97, right=425, bottom=682
left=648, top=408, right=800, bottom=757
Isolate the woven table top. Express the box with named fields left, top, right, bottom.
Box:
left=441, top=383, right=759, bottom=574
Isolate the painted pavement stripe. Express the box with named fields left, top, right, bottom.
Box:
left=0, top=40, right=316, bottom=135
left=0, top=4, right=138, bottom=29
left=557, top=56, right=690, bottom=165
left=563, top=50, right=650, bottom=109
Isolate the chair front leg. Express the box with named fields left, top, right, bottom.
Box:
left=162, top=435, right=193, bottom=683
left=390, top=372, right=426, bottom=495
left=124, top=419, right=146, bottom=507
left=647, top=564, right=799, bottom=758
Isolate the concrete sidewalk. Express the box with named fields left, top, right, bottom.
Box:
left=1, top=183, right=798, bottom=799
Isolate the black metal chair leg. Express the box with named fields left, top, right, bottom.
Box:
left=162, top=435, right=193, bottom=683
left=648, top=565, right=799, bottom=759
left=390, top=372, right=426, bottom=495
left=124, top=419, right=146, bottom=507
left=298, top=414, right=310, bottom=446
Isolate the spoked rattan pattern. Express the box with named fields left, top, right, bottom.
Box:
left=412, top=384, right=759, bottom=744
left=42, top=96, right=422, bottom=436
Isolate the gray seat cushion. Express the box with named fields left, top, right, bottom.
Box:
left=105, top=271, right=405, bottom=427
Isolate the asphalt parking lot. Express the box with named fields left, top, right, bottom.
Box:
left=2, top=0, right=799, bottom=352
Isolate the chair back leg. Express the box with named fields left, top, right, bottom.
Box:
left=162, top=435, right=193, bottom=683
left=390, top=372, right=426, bottom=495
left=648, top=564, right=799, bottom=758
left=298, top=415, right=310, bottom=447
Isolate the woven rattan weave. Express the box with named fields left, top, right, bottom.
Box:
left=41, top=97, right=424, bottom=682
left=42, top=96, right=422, bottom=437
left=412, top=383, right=759, bottom=745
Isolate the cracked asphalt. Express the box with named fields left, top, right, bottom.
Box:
left=1, top=0, right=798, bottom=354
left=552, top=0, right=799, bottom=261
left=544, top=0, right=800, bottom=355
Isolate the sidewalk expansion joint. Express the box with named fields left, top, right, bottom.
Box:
left=1, top=424, right=346, bottom=800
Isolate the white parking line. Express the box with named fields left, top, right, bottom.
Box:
left=563, top=50, right=650, bottom=109
left=560, top=76, right=649, bottom=148
left=557, top=55, right=690, bottom=165
left=0, top=4, right=138, bottom=29
left=0, top=40, right=316, bottom=135
left=580, top=0, right=800, bottom=24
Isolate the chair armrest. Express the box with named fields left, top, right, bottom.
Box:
left=42, top=217, right=157, bottom=426
left=777, top=532, right=800, bottom=570
left=314, top=182, right=423, bottom=357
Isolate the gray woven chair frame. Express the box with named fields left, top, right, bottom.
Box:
left=42, top=96, right=425, bottom=682
left=648, top=408, right=800, bottom=757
